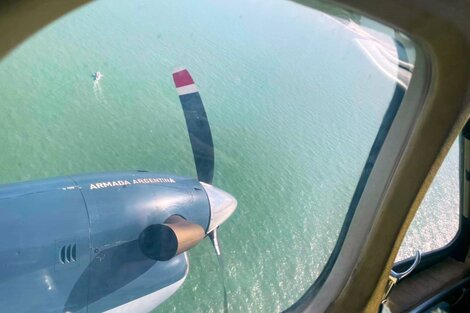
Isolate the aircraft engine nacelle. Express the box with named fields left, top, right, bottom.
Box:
left=0, top=171, right=236, bottom=313
left=0, top=68, right=238, bottom=313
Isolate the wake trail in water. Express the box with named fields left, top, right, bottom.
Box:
left=93, top=81, right=107, bottom=104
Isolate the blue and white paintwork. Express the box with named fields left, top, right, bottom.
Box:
left=0, top=69, right=237, bottom=313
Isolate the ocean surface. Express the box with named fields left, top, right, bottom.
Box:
left=0, top=0, right=459, bottom=312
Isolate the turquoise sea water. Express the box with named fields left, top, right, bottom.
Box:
left=0, top=0, right=459, bottom=312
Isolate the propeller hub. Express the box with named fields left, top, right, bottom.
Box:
left=201, top=182, right=237, bottom=233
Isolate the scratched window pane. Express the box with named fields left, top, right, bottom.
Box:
left=0, top=0, right=418, bottom=312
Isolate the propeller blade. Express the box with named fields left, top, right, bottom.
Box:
left=173, top=68, right=230, bottom=311
left=208, top=228, right=229, bottom=313
left=173, top=68, right=214, bottom=184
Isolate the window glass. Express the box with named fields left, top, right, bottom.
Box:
left=396, top=140, right=460, bottom=261
left=0, top=0, right=415, bottom=312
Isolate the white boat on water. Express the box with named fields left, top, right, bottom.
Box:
left=94, top=71, right=103, bottom=81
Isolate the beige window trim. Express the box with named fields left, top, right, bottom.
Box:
left=290, top=0, right=470, bottom=312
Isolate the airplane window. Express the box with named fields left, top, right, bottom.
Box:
left=396, top=139, right=460, bottom=261
left=0, top=0, right=417, bottom=312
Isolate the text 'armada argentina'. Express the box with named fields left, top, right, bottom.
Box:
left=90, top=178, right=176, bottom=190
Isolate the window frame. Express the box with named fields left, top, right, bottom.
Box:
left=1, top=1, right=470, bottom=313
left=285, top=0, right=470, bottom=312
